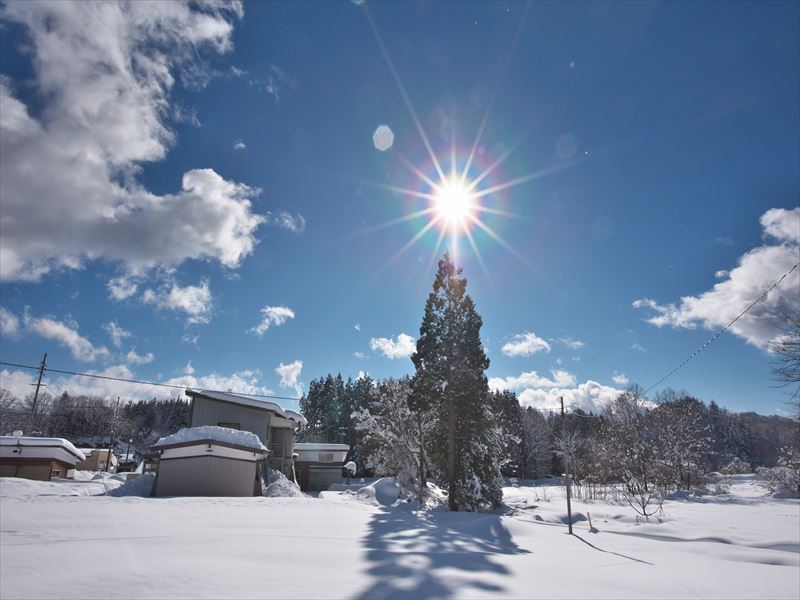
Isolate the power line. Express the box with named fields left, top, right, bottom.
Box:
left=0, top=360, right=303, bottom=404
left=644, top=261, right=799, bottom=395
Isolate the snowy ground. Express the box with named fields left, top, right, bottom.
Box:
left=0, top=475, right=797, bottom=599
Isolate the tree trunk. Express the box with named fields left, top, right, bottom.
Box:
left=448, top=392, right=457, bottom=511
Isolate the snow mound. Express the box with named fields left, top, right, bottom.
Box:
left=107, top=474, right=155, bottom=497
left=153, top=426, right=267, bottom=451
left=264, top=471, right=304, bottom=498
left=356, top=477, right=400, bottom=506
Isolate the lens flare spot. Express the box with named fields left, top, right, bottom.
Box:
left=373, top=125, right=394, bottom=151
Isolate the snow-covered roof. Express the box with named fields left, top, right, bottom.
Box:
left=285, top=409, right=307, bottom=427
left=153, top=426, right=268, bottom=452
left=187, top=389, right=307, bottom=428
left=0, top=436, right=86, bottom=461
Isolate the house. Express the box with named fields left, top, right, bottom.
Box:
left=151, top=426, right=268, bottom=497
left=294, top=443, right=350, bottom=492
left=0, top=435, right=86, bottom=481
left=75, top=448, right=118, bottom=472
left=186, top=389, right=306, bottom=477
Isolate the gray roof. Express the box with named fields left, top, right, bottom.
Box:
left=186, top=389, right=306, bottom=426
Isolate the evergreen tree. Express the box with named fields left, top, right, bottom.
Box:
left=411, top=252, right=503, bottom=511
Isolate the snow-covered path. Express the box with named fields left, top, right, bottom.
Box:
left=1, top=476, right=797, bottom=599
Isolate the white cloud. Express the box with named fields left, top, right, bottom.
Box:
left=167, top=369, right=273, bottom=397
left=107, top=276, right=139, bottom=301
left=634, top=208, right=800, bottom=349
left=183, top=361, right=195, bottom=375
left=266, top=211, right=306, bottom=234
left=0, top=2, right=264, bottom=282
left=233, top=141, right=246, bottom=150
left=631, top=342, right=647, bottom=353
left=489, top=369, right=577, bottom=392
left=518, top=380, right=622, bottom=414
left=557, top=337, right=586, bottom=350
left=103, top=321, right=131, bottom=348
left=354, top=323, right=362, bottom=332
left=125, top=349, right=155, bottom=365
left=249, top=306, right=295, bottom=336
left=24, top=314, right=109, bottom=362
left=0, top=307, right=20, bottom=338
left=142, top=280, right=212, bottom=324
left=354, top=351, right=367, bottom=359
left=611, top=372, right=630, bottom=385
left=715, top=270, right=729, bottom=279
left=501, top=332, right=551, bottom=357
left=275, top=360, right=303, bottom=396
left=370, top=333, right=416, bottom=359
left=357, top=370, right=369, bottom=381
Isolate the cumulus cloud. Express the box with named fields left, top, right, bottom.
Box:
left=24, top=314, right=109, bottom=362
left=233, top=141, right=246, bottom=150
left=611, top=372, right=630, bottom=385
left=0, top=307, right=20, bottom=338
left=489, top=369, right=577, bottom=392
left=275, top=360, right=303, bottom=396
left=1, top=364, right=273, bottom=403
left=266, top=211, right=306, bottom=234
left=354, top=351, right=367, bottom=359
left=142, top=280, right=212, bottom=324
left=183, top=361, right=195, bottom=375
left=249, top=306, right=295, bottom=336
left=0, top=2, right=265, bottom=282
left=103, top=321, right=132, bottom=348
left=518, top=380, right=622, bottom=413
left=633, top=208, right=800, bottom=349
left=501, top=332, right=551, bottom=357
left=370, top=333, right=416, bottom=359
left=125, top=349, right=155, bottom=365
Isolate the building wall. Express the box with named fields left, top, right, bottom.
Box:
left=154, top=455, right=258, bottom=497
left=190, top=397, right=271, bottom=443
left=0, top=458, right=74, bottom=480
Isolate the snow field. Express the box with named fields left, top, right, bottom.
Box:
left=0, top=475, right=797, bottom=599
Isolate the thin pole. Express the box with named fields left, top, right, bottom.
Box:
left=29, top=353, right=47, bottom=433
left=560, top=396, right=573, bottom=535
left=105, top=397, right=119, bottom=472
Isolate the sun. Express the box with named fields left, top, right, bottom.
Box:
left=432, top=176, right=477, bottom=227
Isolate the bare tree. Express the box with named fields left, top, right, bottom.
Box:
left=769, top=313, right=800, bottom=418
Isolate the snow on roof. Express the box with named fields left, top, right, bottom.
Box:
left=153, top=426, right=268, bottom=452
left=285, top=409, right=307, bottom=427
left=0, top=436, right=86, bottom=461
left=186, top=389, right=288, bottom=417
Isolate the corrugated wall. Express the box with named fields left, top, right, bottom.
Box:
left=154, top=456, right=257, bottom=497
left=191, top=397, right=271, bottom=443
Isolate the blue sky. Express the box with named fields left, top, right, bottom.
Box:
left=0, top=1, right=798, bottom=415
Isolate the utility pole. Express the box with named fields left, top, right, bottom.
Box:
left=105, top=397, right=120, bottom=472
left=560, top=396, right=573, bottom=535
left=28, top=353, right=47, bottom=433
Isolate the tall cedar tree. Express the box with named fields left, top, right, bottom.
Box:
left=411, top=252, right=503, bottom=511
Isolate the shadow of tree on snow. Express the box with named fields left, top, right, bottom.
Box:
left=353, top=507, right=529, bottom=599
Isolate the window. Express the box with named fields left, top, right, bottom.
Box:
left=217, top=422, right=240, bottom=430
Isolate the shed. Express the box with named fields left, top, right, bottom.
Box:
left=186, top=389, right=306, bottom=477
left=294, top=443, right=350, bottom=492
left=75, top=448, right=118, bottom=472
left=151, top=426, right=268, bottom=497
left=0, top=435, right=86, bottom=481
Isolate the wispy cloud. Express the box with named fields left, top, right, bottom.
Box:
left=125, top=349, right=155, bottom=365
left=266, top=211, right=306, bottom=234
left=611, top=371, right=629, bottom=385
left=25, top=313, right=109, bottom=362
left=249, top=306, right=295, bottom=336
left=103, top=321, right=131, bottom=349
